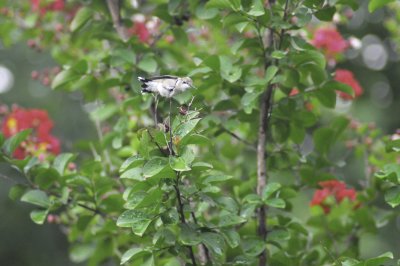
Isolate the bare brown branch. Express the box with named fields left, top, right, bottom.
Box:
left=106, top=0, right=129, bottom=42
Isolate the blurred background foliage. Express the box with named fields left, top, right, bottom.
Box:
left=0, top=0, right=400, bottom=265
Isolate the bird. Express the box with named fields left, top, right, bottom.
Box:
left=138, top=75, right=196, bottom=155
left=138, top=75, right=196, bottom=98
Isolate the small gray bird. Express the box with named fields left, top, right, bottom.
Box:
left=138, top=75, right=196, bottom=98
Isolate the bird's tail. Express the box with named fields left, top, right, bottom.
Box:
left=138, top=77, right=152, bottom=93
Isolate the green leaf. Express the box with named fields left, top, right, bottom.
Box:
left=192, top=162, right=213, bottom=170
left=90, top=104, right=118, bottom=122
left=203, top=174, right=232, bottom=183
left=271, top=50, right=286, bottom=59
left=247, top=0, right=265, bottom=16
left=0, top=133, right=4, bottom=146
left=53, top=153, right=75, bottom=175
left=70, top=7, right=93, bottom=32
left=314, top=6, right=336, bottom=21
left=8, top=184, right=26, bottom=201
left=169, top=156, right=191, bottom=171
left=179, top=224, right=202, bottom=245
left=2, top=129, right=32, bottom=156
left=323, top=80, right=354, bottom=98
left=174, top=118, right=201, bottom=138
left=201, top=232, right=226, bottom=256
left=120, top=168, right=144, bottom=180
left=120, top=155, right=145, bottom=173
left=51, top=69, right=80, bottom=89
left=195, top=5, right=219, bottom=20
left=21, top=190, right=51, bottom=208
left=70, top=244, right=96, bottom=263
left=206, top=0, right=235, bottom=9
left=221, top=229, right=240, bottom=248
left=116, top=210, right=152, bottom=236
left=313, top=128, right=335, bottom=154
left=265, top=65, right=279, bottom=83
left=364, top=252, right=394, bottom=266
left=30, top=209, right=48, bottom=225
left=268, top=229, right=290, bottom=242
left=314, top=87, right=336, bottom=108
left=384, top=187, right=400, bottom=208
left=219, top=214, right=247, bottom=227
left=386, top=139, right=400, bottom=153
left=120, top=248, right=150, bottom=265
left=143, top=157, right=168, bottom=178
left=368, top=0, right=395, bottom=12
left=180, top=134, right=210, bottom=146
left=138, top=56, right=157, bottom=73
left=265, top=198, right=286, bottom=208
left=242, top=238, right=265, bottom=257
left=262, top=182, right=281, bottom=201
left=241, top=91, right=261, bottom=114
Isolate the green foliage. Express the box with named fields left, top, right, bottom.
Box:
left=0, top=0, right=399, bottom=265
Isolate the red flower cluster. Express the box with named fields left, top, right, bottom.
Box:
left=335, top=69, right=363, bottom=100
left=128, top=21, right=150, bottom=43
left=310, top=180, right=357, bottom=214
left=311, top=27, right=349, bottom=59
left=1, top=107, right=60, bottom=160
left=31, top=0, right=65, bottom=15
left=127, top=15, right=159, bottom=44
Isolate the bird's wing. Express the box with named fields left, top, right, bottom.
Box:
left=145, top=75, right=178, bottom=81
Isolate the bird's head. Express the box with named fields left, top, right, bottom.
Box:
left=179, top=77, right=196, bottom=91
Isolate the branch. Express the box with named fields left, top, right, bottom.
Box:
left=191, top=209, right=211, bottom=264
left=256, top=0, right=289, bottom=264
left=173, top=172, right=197, bottom=266
left=106, top=0, right=129, bottom=42
left=220, top=126, right=256, bottom=149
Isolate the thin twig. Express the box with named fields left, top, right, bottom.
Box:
left=220, top=126, right=255, bottom=148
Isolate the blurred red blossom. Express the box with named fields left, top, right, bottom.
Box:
left=311, top=27, right=349, bottom=60
left=128, top=21, right=150, bottom=43
left=1, top=107, right=60, bottom=159
left=310, top=179, right=357, bottom=214
left=127, top=15, right=159, bottom=44
left=335, top=69, right=363, bottom=100
left=32, top=0, right=65, bottom=15
left=289, top=88, right=299, bottom=96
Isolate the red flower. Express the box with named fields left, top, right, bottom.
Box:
left=129, top=21, right=150, bottom=43
left=310, top=179, right=357, bottom=214
left=335, top=69, right=363, bottom=100
left=289, top=88, right=299, bottom=96
left=311, top=27, right=349, bottom=59
left=1, top=107, right=60, bottom=159
left=31, top=0, right=65, bottom=15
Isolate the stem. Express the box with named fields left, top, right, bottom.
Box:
left=256, top=1, right=291, bottom=264
left=169, top=98, right=173, bottom=154
left=257, top=88, right=272, bottom=266
left=174, top=173, right=197, bottom=266
left=190, top=211, right=211, bottom=264
left=106, top=0, right=129, bottom=41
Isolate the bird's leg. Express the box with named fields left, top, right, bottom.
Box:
left=168, top=98, right=174, bottom=155
left=154, top=94, right=159, bottom=125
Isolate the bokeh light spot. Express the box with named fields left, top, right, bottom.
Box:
left=0, top=65, right=14, bottom=93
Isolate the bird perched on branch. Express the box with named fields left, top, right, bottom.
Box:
left=138, top=75, right=196, bottom=98
left=138, top=75, right=196, bottom=155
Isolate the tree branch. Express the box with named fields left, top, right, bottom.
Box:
left=173, top=172, right=197, bottom=266
left=106, top=0, right=129, bottom=42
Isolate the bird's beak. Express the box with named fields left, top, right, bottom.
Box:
left=190, top=84, right=197, bottom=89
